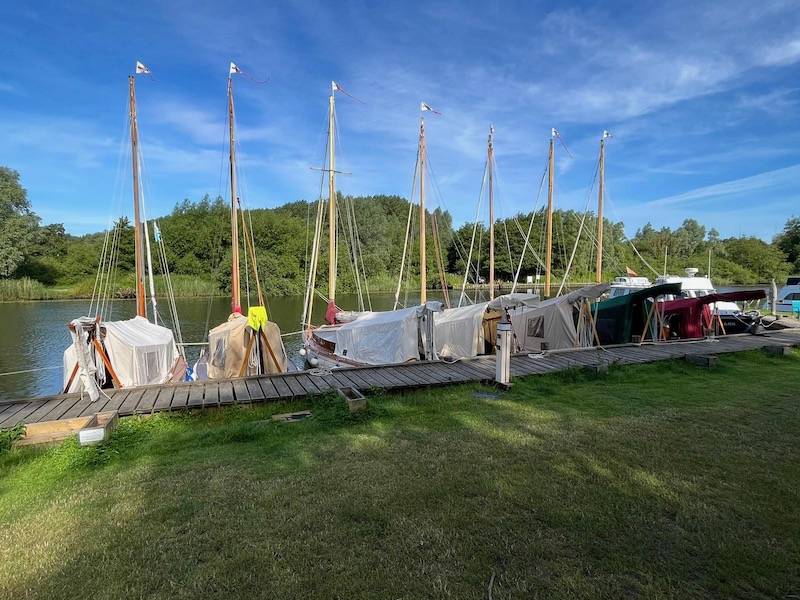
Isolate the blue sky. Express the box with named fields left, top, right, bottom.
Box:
left=1, top=0, right=799, bottom=241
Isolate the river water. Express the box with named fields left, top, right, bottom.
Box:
left=0, top=290, right=457, bottom=401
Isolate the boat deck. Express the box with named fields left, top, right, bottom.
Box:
left=2, top=330, right=798, bottom=428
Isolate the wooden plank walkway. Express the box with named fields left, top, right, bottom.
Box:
left=1, top=330, right=798, bottom=429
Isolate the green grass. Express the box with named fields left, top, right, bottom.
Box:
left=1, top=350, right=798, bottom=598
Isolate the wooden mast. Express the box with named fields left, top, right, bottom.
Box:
left=328, top=84, right=337, bottom=306
left=488, top=125, right=495, bottom=300
left=419, top=116, right=427, bottom=305
left=596, top=134, right=606, bottom=284
left=545, top=133, right=554, bottom=298
left=228, top=75, right=241, bottom=313
left=128, top=75, right=146, bottom=318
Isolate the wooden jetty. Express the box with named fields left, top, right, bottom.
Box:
left=2, top=330, right=798, bottom=429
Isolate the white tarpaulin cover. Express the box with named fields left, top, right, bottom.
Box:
left=333, top=305, right=422, bottom=365
left=102, top=316, right=181, bottom=387
left=434, top=302, right=488, bottom=358
left=508, top=283, right=610, bottom=351
left=63, top=316, right=181, bottom=394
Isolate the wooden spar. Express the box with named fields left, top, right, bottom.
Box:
left=545, top=135, right=554, bottom=298
left=128, top=76, right=146, bottom=318
left=419, top=117, right=427, bottom=305
left=228, top=76, right=241, bottom=312
left=596, top=135, right=605, bottom=284
left=328, top=86, right=337, bottom=305
left=488, top=125, right=495, bottom=301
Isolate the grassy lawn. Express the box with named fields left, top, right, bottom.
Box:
left=1, top=350, right=798, bottom=599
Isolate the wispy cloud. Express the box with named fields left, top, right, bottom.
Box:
left=643, top=164, right=800, bottom=208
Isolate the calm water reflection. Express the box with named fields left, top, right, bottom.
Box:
left=0, top=291, right=457, bottom=401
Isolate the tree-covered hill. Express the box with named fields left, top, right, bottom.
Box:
left=1, top=166, right=798, bottom=297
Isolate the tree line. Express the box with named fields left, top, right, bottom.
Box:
left=2, top=166, right=799, bottom=297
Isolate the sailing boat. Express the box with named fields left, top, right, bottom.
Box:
left=63, top=62, right=187, bottom=399
left=195, top=63, right=289, bottom=380
left=301, top=100, right=446, bottom=368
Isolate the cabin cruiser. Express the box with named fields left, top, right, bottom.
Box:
left=608, top=276, right=652, bottom=298
left=771, top=276, right=800, bottom=312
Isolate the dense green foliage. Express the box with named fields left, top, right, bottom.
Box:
left=1, top=166, right=797, bottom=298
left=1, top=350, right=798, bottom=597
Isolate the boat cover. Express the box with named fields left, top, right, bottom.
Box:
left=64, top=316, right=183, bottom=394
left=207, top=312, right=288, bottom=378
left=661, top=290, right=766, bottom=338
left=434, top=302, right=489, bottom=358
left=333, top=305, right=423, bottom=365
left=102, top=317, right=182, bottom=387
left=508, top=283, right=610, bottom=351
left=591, top=283, right=682, bottom=345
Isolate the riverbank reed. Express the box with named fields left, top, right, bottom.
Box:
left=0, top=277, right=56, bottom=301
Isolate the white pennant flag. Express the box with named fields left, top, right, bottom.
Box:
left=332, top=81, right=340, bottom=93
left=421, top=102, right=441, bottom=115
left=230, top=62, right=242, bottom=76
left=136, top=61, right=152, bottom=75
left=603, top=130, right=613, bottom=138
left=552, top=128, right=558, bottom=138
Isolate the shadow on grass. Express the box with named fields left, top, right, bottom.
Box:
left=0, top=350, right=798, bottom=598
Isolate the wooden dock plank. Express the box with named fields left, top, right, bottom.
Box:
left=282, top=376, right=308, bottom=397
left=269, top=376, right=294, bottom=399
left=37, top=396, right=81, bottom=422
left=305, top=373, right=334, bottom=392
left=203, top=383, right=219, bottom=407
left=292, top=373, right=322, bottom=395
left=1, top=401, right=48, bottom=427
left=59, top=395, right=98, bottom=421
left=154, top=387, right=175, bottom=411
left=245, top=379, right=266, bottom=401
left=136, top=388, right=160, bottom=413
left=347, top=368, right=383, bottom=389
left=97, top=390, right=129, bottom=415
left=256, top=377, right=280, bottom=399
left=357, top=368, right=400, bottom=388
left=20, top=399, right=65, bottom=424
left=231, top=379, right=250, bottom=403
left=118, top=389, right=145, bottom=416
left=329, top=371, right=363, bottom=391
left=171, top=385, right=190, bottom=409
left=218, top=382, right=235, bottom=405
left=382, top=366, right=425, bottom=387
left=187, top=383, right=206, bottom=408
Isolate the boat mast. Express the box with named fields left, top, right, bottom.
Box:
left=228, top=75, right=241, bottom=313
left=488, top=125, right=495, bottom=300
left=328, top=83, right=337, bottom=306
left=128, top=75, right=146, bottom=318
left=545, top=132, right=554, bottom=298
left=596, top=134, right=605, bottom=284
left=419, top=116, right=427, bottom=305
